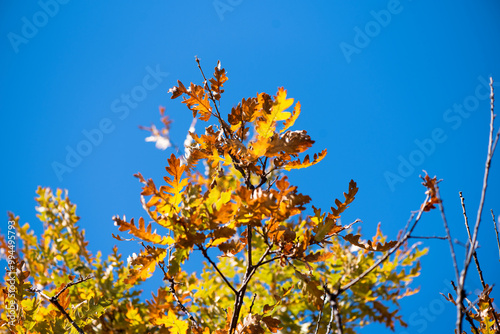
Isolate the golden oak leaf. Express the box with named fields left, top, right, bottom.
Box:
left=169, top=81, right=212, bottom=121
left=255, top=88, right=293, bottom=139
left=153, top=310, right=189, bottom=334
left=113, top=216, right=174, bottom=245
left=280, top=101, right=301, bottom=133
left=249, top=136, right=270, bottom=158
left=125, top=246, right=167, bottom=285
left=284, top=149, right=327, bottom=170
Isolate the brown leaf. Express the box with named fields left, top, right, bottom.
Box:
left=284, top=149, right=327, bottom=170
left=342, top=233, right=397, bottom=252
left=303, top=250, right=334, bottom=263
left=420, top=172, right=441, bottom=211
left=261, top=316, right=283, bottom=333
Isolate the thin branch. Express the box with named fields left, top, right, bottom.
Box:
left=314, top=290, right=327, bottom=334
left=29, top=275, right=94, bottom=334
left=456, top=77, right=498, bottom=333
left=437, top=187, right=459, bottom=283
left=248, top=293, right=257, bottom=314
left=340, top=194, right=429, bottom=293
left=53, top=274, right=94, bottom=299
left=158, top=262, right=199, bottom=326
left=492, top=210, right=500, bottom=261
left=323, top=284, right=343, bottom=334
left=198, top=245, right=237, bottom=294
left=408, top=235, right=448, bottom=240
left=459, top=192, right=487, bottom=288
left=195, top=56, right=224, bottom=130
left=450, top=281, right=480, bottom=334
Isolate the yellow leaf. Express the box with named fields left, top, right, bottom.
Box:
left=256, top=88, right=293, bottom=139
left=280, top=101, right=301, bottom=133
left=284, top=149, right=327, bottom=170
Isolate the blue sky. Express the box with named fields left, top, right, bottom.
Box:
left=1, top=1, right=500, bottom=333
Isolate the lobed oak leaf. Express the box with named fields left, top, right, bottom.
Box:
left=153, top=309, right=189, bottom=334
left=342, top=233, right=397, bottom=252
left=209, top=60, right=228, bottom=100
left=255, top=88, right=293, bottom=139
left=261, top=316, right=282, bottom=333
left=168, top=80, right=188, bottom=99
left=314, top=217, right=343, bottom=242
left=280, top=101, right=301, bottom=133
left=218, top=239, right=245, bottom=257
left=294, top=270, right=324, bottom=309
left=331, top=179, right=358, bottom=218
left=210, top=226, right=236, bottom=247
left=303, top=250, right=334, bottom=263
left=284, top=149, right=327, bottom=170
left=125, top=246, right=167, bottom=285
left=420, top=171, right=442, bottom=211
left=236, top=314, right=264, bottom=334
left=113, top=216, right=174, bottom=245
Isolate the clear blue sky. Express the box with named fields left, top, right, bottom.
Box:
left=1, top=1, right=500, bottom=333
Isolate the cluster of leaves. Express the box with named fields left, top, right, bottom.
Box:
left=0, top=188, right=164, bottom=333
left=112, top=60, right=426, bottom=333
left=1, top=60, right=427, bottom=333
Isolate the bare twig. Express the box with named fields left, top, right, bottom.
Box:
left=408, top=235, right=448, bottom=240
left=314, top=290, right=327, bottom=334
left=198, top=245, right=237, bottom=294
left=437, top=187, right=459, bottom=283
left=450, top=281, right=480, bottom=334
left=158, top=262, right=199, bottom=326
left=492, top=210, right=500, bottom=261
left=248, top=293, right=257, bottom=314
left=323, top=284, right=343, bottom=334
left=459, top=192, right=487, bottom=288
left=29, top=275, right=94, bottom=334
left=455, top=77, right=499, bottom=333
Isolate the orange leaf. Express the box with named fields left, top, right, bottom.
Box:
left=284, top=149, right=327, bottom=170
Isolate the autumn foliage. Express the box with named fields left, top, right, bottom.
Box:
left=1, top=60, right=498, bottom=334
